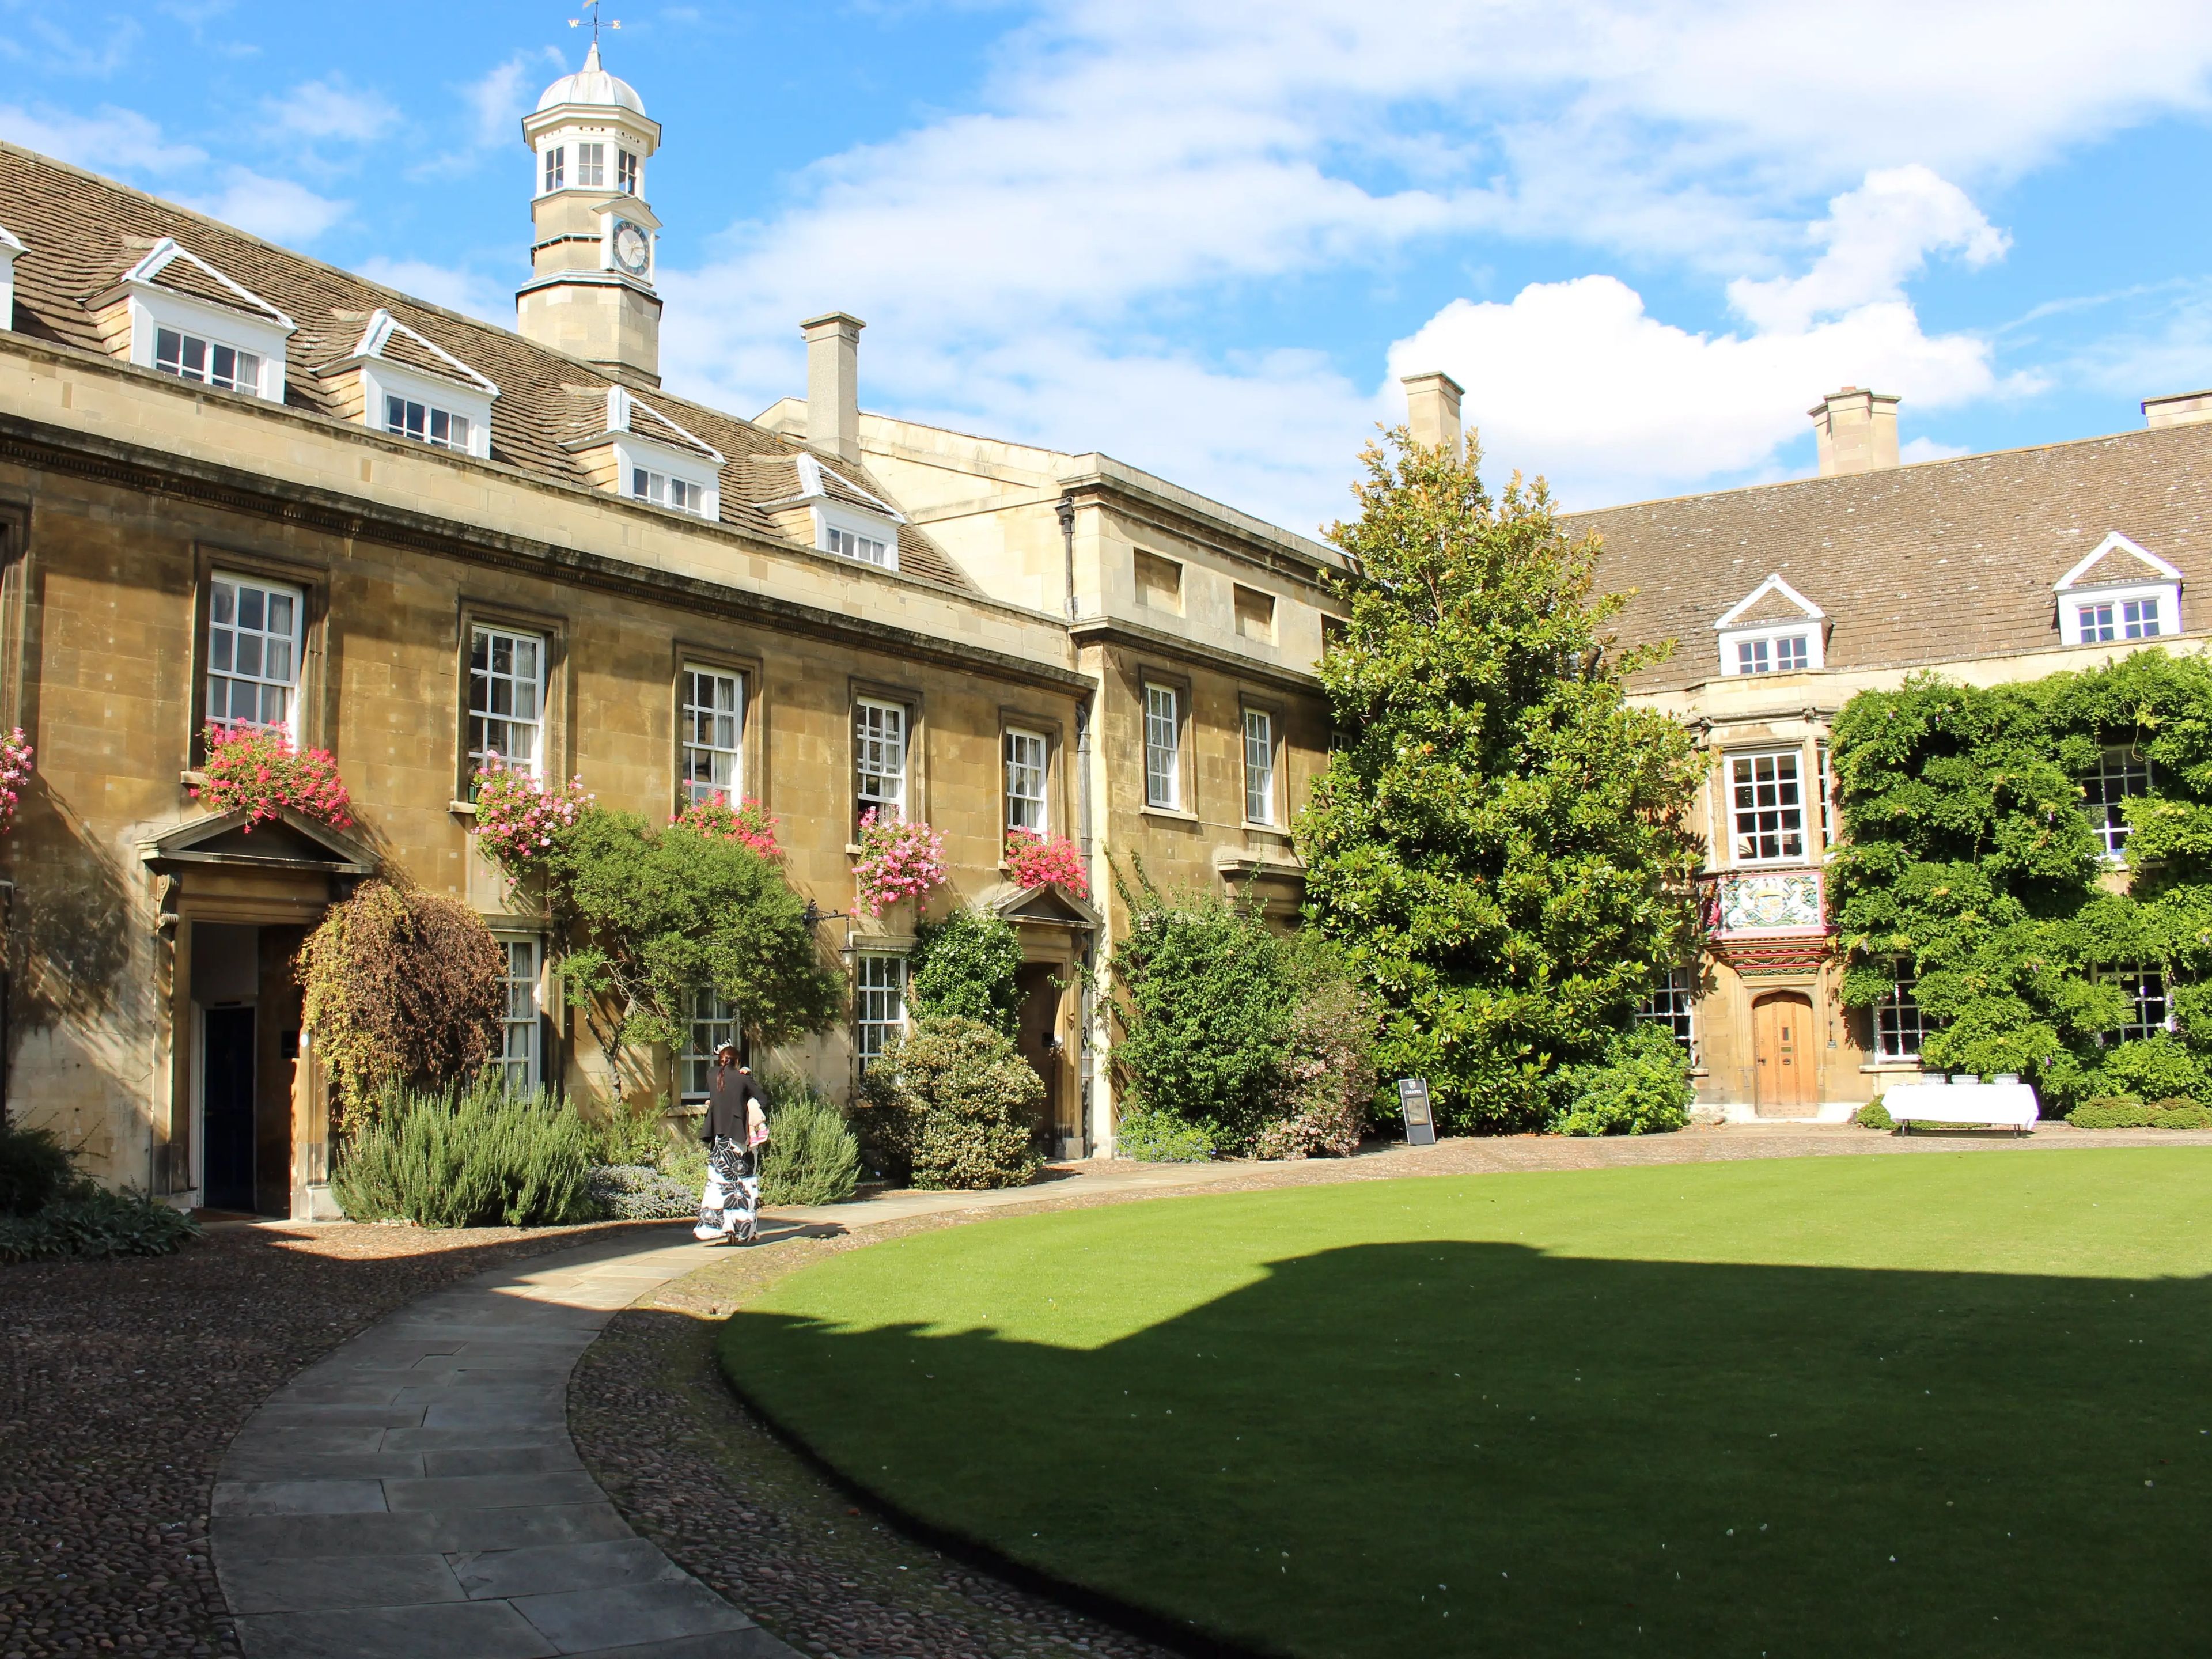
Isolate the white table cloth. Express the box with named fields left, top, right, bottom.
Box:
left=1883, top=1081, right=2039, bottom=1131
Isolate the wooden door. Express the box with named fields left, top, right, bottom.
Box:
left=1753, top=991, right=1816, bottom=1116
left=1013, top=963, right=1064, bottom=1152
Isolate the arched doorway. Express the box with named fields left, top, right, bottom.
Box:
left=1752, top=990, right=1817, bottom=1117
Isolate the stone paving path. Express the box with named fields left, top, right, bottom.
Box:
left=210, top=1230, right=797, bottom=1659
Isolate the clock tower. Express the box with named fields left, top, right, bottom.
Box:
left=517, top=44, right=664, bottom=387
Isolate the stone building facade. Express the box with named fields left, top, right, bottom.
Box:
left=1554, top=383, right=2212, bottom=1119
left=0, top=50, right=1343, bottom=1215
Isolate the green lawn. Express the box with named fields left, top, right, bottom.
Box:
left=718, top=1152, right=2212, bottom=1657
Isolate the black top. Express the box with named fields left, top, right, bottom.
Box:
left=701, top=1065, right=767, bottom=1145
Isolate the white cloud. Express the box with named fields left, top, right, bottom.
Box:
left=263, top=77, right=398, bottom=143
left=461, top=49, right=565, bottom=153
left=0, top=103, right=203, bottom=173
left=650, top=1, right=2212, bottom=525
left=184, top=169, right=349, bottom=244
left=1383, top=165, right=2040, bottom=507
left=356, top=257, right=512, bottom=327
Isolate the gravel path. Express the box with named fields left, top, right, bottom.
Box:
left=0, top=1218, right=675, bottom=1659
left=570, top=1120, right=2212, bottom=1659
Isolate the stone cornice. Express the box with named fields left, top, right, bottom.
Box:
left=1069, top=613, right=1323, bottom=694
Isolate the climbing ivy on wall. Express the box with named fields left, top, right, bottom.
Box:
left=1829, top=649, right=2212, bottom=1108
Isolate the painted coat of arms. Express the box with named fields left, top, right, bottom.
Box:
left=1713, top=869, right=1823, bottom=935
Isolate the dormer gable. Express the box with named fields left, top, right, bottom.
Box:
left=2055, top=532, right=2183, bottom=646
left=755, top=450, right=907, bottom=570
left=89, top=236, right=294, bottom=402
left=314, top=308, right=498, bottom=459
left=561, top=384, right=723, bottom=519
left=1715, top=573, right=1825, bottom=677
left=0, top=224, right=22, bottom=331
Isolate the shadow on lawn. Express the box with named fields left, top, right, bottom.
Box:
left=719, top=1240, right=2212, bottom=1659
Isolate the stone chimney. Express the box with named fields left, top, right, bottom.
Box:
left=2142, top=389, right=2212, bottom=429
left=802, top=311, right=865, bottom=464
left=1402, top=370, right=1464, bottom=460
left=1809, top=386, right=1900, bottom=475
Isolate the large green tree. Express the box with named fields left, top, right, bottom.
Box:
left=1296, top=431, right=1705, bottom=1132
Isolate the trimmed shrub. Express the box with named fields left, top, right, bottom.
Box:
left=1855, top=1099, right=1895, bottom=1131
left=859, top=1014, right=1043, bottom=1190
left=2099, top=1037, right=2212, bottom=1107
left=1550, top=1025, right=1693, bottom=1137
left=758, top=1084, right=862, bottom=1205
left=334, top=1079, right=600, bottom=1226
left=0, top=1122, right=75, bottom=1216
left=586, top=1164, right=697, bottom=1220
left=908, top=908, right=1024, bottom=1036
left=2069, top=1095, right=2212, bottom=1130
left=2152, top=1100, right=2212, bottom=1129
left=0, top=1184, right=200, bottom=1264
left=1116, top=1111, right=1215, bottom=1163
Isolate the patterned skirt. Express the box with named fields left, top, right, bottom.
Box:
left=694, top=1135, right=760, bottom=1240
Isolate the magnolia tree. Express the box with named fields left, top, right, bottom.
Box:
left=1296, top=431, right=1705, bottom=1134
left=472, top=771, right=839, bottom=1100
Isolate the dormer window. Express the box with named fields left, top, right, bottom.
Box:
left=577, top=142, right=606, bottom=187
left=631, top=467, right=704, bottom=515
left=156, top=327, right=261, bottom=394
left=826, top=525, right=891, bottom=566
left=2055, top=532, right=2183, bottom=647
left=618, top=150, right=638, bottom=193
left=1714, top=574, right=1825, bottom=677
left=1735, top=632, right=1810, bottom=675
left=543, top=146, right=565, bottom=192
left=93, top=238, right=294, bottom=403
left=385, top=395, right=471, bottom=452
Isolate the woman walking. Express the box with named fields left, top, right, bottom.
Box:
left=694, top=1043, right=770, bottom=1245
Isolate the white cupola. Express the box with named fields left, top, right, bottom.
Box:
left=516, top=43, right=665, bottom=388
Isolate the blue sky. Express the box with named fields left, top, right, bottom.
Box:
left=7, top=1, right=2212, bottom=535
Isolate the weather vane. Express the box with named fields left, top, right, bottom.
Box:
left=569, top=1, right=622, bottom=47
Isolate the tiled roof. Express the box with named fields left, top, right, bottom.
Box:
left=0, top=142, right=975, bottom=594
left=1571, top=422, right=2212, bottom=691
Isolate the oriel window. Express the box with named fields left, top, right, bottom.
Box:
left=1729, top=751, right=1805, bottom=864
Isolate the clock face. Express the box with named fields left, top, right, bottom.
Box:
left=612, top=221, right=649, bottom=275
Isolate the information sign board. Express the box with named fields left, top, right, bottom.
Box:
left=1397, top=1077, right=1437, bottom=1146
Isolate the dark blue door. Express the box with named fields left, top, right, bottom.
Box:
left=203, top=1006, right=255, bottom=1213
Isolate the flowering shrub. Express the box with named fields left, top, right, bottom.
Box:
left=0, top=728, right=31, bottom=835
left=1004, top=828, right=1088, bottom=896
left=471, top=762, right=594, bottom=877
left=196, top=724, right=352, bottom=830
left=674, top=794, right=782, bottom=859
left=853, top=809, right=947, bottom=916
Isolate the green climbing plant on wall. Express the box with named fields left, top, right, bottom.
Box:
left=1830, top=647, right=2212, bottom=1108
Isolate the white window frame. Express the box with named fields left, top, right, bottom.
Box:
left=1874, top=974, right=1928, bottom=1062
left=156, top=325, right=263, bottom=397
left=1144, top=684, right=1181, bottom=810
left=1816, top=738, right=1837, bottom=854
left=360, top=358, right=494, bottom=460
left=0, top=224, right=21, bottom=331
left=2082, top=743, right=2152, bottom=863
left=1005, top=728, right=1048, bottom=835
left=1243, top=707, right=1277, bottom=825
left=617, top=148, right=639, bottom=194
left=469, top=624, right=547, bottom=781
left=817, top=502, right=902, bottom=572
left=854, top=954, right=907, bottom=1072
left=2055, top=533, right=2183, bottom=647
left=1727, top=748, right=1807, bottom=866
left=207, top=573, right=304, bottom=739
left=125, top=286, right=290, bottom=402
left=855, top=698, right=908, bottom=823
left=683, top=989, right=740, bottom=1103
left=1638, top=967, right=1696, bottom=1055
left=2108, top=964, right=2172, bottom=1042
left=681, top=665, right=745, bottom=806
left=630, top=466, right=705, bottom=515
left=1714, top=574, right=1826, bottom=678
left=575, top=141, right=607, bottom=188
left=541, top=144, right=566, bottom=193
left=493, top=936, right=543, bottom=1092
left=610, top=431, right=719, bottom=521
